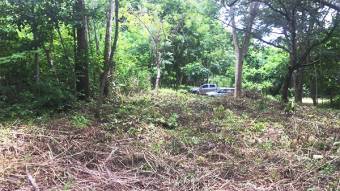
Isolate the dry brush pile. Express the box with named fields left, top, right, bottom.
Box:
left=0, top=90, right=339, bottom=190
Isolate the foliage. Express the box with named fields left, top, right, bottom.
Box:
left=243, top=46, right=289, bottom=94
left=71, top=114, right=90, bottom=128
left=0, top=0, right=339, bottom=107
left=0, top=0, right=340, bottom=189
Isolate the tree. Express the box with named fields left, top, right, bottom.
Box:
left=6, top=0, right=55, bottom=84
left=130, top=2, right=168, bottom=92
left=253, top=0, right=339, bottom=102
left=228, top=1, right=260, bottom=98
left=97, top=0, right=119, bottom=118
left=101, top=0, right=115, bottom=97
left=314, top=0, right=340, bottom=12
left=74, top=0, right=90, bottom=100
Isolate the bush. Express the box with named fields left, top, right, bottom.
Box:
left=31, top=81, right=76, bottom=110
left=328, top=96, right=340, bottom=109
left=0, top=80, right=75, bottom=120
left=71, top=114, right=90, bottom=128
left=117, top=69, right=151, bottom=94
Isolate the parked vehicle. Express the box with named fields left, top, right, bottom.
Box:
left=198, top=84, right=218, bottom=95
left=206, top=88, right=235, bottom=97
left=190, top=87, right=199, bottom=94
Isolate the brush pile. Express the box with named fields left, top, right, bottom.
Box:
left=1, top=90, right=339, bottom=190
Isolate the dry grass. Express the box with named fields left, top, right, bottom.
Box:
left=0, top=90, right=339, bottom=190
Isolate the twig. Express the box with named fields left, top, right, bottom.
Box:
left=26, top=167, right=40, bottom=191
left=104, top=147, right=118, bottom=164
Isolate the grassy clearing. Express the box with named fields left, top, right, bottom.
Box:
left=0, top=89, right=339, bottom=190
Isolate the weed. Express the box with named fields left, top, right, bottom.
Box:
left=63, top=180, right=74, bottom=190
left=71, top=114, right=89, bottom=128
left=151, top=140, right=165, bottom=154
left=141, top=163, right=154, bottom=172
left=250, top=122, right=267, bottom=132
left=259, top=141, right=273, bottom=150
left=167, top=113, right=179, bottom=128
left=167, top=137, right=185, bottom=155
left=257, top=99, right=268, bottom=111
left=214, top=105, right=226, bottom=120
left=127, top=127, right=142, bottom=136
left=151, top=113, right=179, bottom=129
left=197, top=156, right=207, bottom=164
left=319, top=164, right=336, bottom=175
left=284, top=100, right=295, bottom=114
left=191, top=136, right=200, bottom=145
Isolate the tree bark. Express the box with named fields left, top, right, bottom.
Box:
left=93, top=20, right=100, bottom=56
left=44, top=47, right=53, bottom=68
left=294, top=67, right=304, bottom=103
left=310, top=74, right=317, bottom=106
left=100, top=0, right=115, bottom=97
left=96, top=0, right=119, bottom=118
left=32, top=31, right=40, bottom=83
left=43, top=37, right=60, bottom=82
left=34, top=51, right=40, bottom=83
left=234, top=52, right=244, bottom=98
left=282, top=9, right=297, bottom=102
left=231, top=2, right=259, bottom=98
left=153, top=32, right=162, bottom=92
left=282, top=66, right=294, bottom=103
left=74, top=0, right=90, bottom=100
left=44, top=37, right=54, bottom=68
left=87, top=17, right=93, bottom=56
left=154, top=48, right=162, bottom=92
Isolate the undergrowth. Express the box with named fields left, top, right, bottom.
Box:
left=0, top=89, right=339, bottom=190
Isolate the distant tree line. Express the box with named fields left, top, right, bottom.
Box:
left=0, top=0, right=339, bottom=111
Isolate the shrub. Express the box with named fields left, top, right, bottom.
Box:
left=32, top=81, right=75, bottom=110
left=71, top=114, right=89, bottom=128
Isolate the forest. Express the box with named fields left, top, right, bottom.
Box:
left=0, top=0, right=339, bottom=190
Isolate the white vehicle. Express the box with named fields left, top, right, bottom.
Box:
left=190, top=87, right=199, bottom=94
left=198, top=84, right=218, bottom=95
left=206, top=88, right=235, bottom=97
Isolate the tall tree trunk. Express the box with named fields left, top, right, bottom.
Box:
left=34, top=51, right=40, bottom=83
left=282, top=10, right=297, bottom=102
left=96, top=0, right=119, bottom=118
left=234, top=52, right=244, bottom=97
left=282, top=53, right=297, bottom=102
left=44, top=37, right=54, bottom=68
left=314, top=64, right=318, bottom=106
left=74, top=0, right=90, bottom=100
left=282, top=66, right=294, bottom=102
left=310, top=73, right=317, bottom=106
left=87, top=17, right=93, bottom=57
left=154, top=49, right=161, bottom=92
left=93, top=20, right=100, bottom=56
left=72, top=27, right=77, bottom=89
left=44, top=47, right=53, bottom=68
left=153, top=33, right=162, bottom=92
left=231, top=2, right=259, bottom=98
left=294, top=67, right=304, bottom=103
left=100, top=0, right=115, bottom=97
left=32, top=31, right=40, bottom=83
left=43, top=37, right=59, bottom=82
